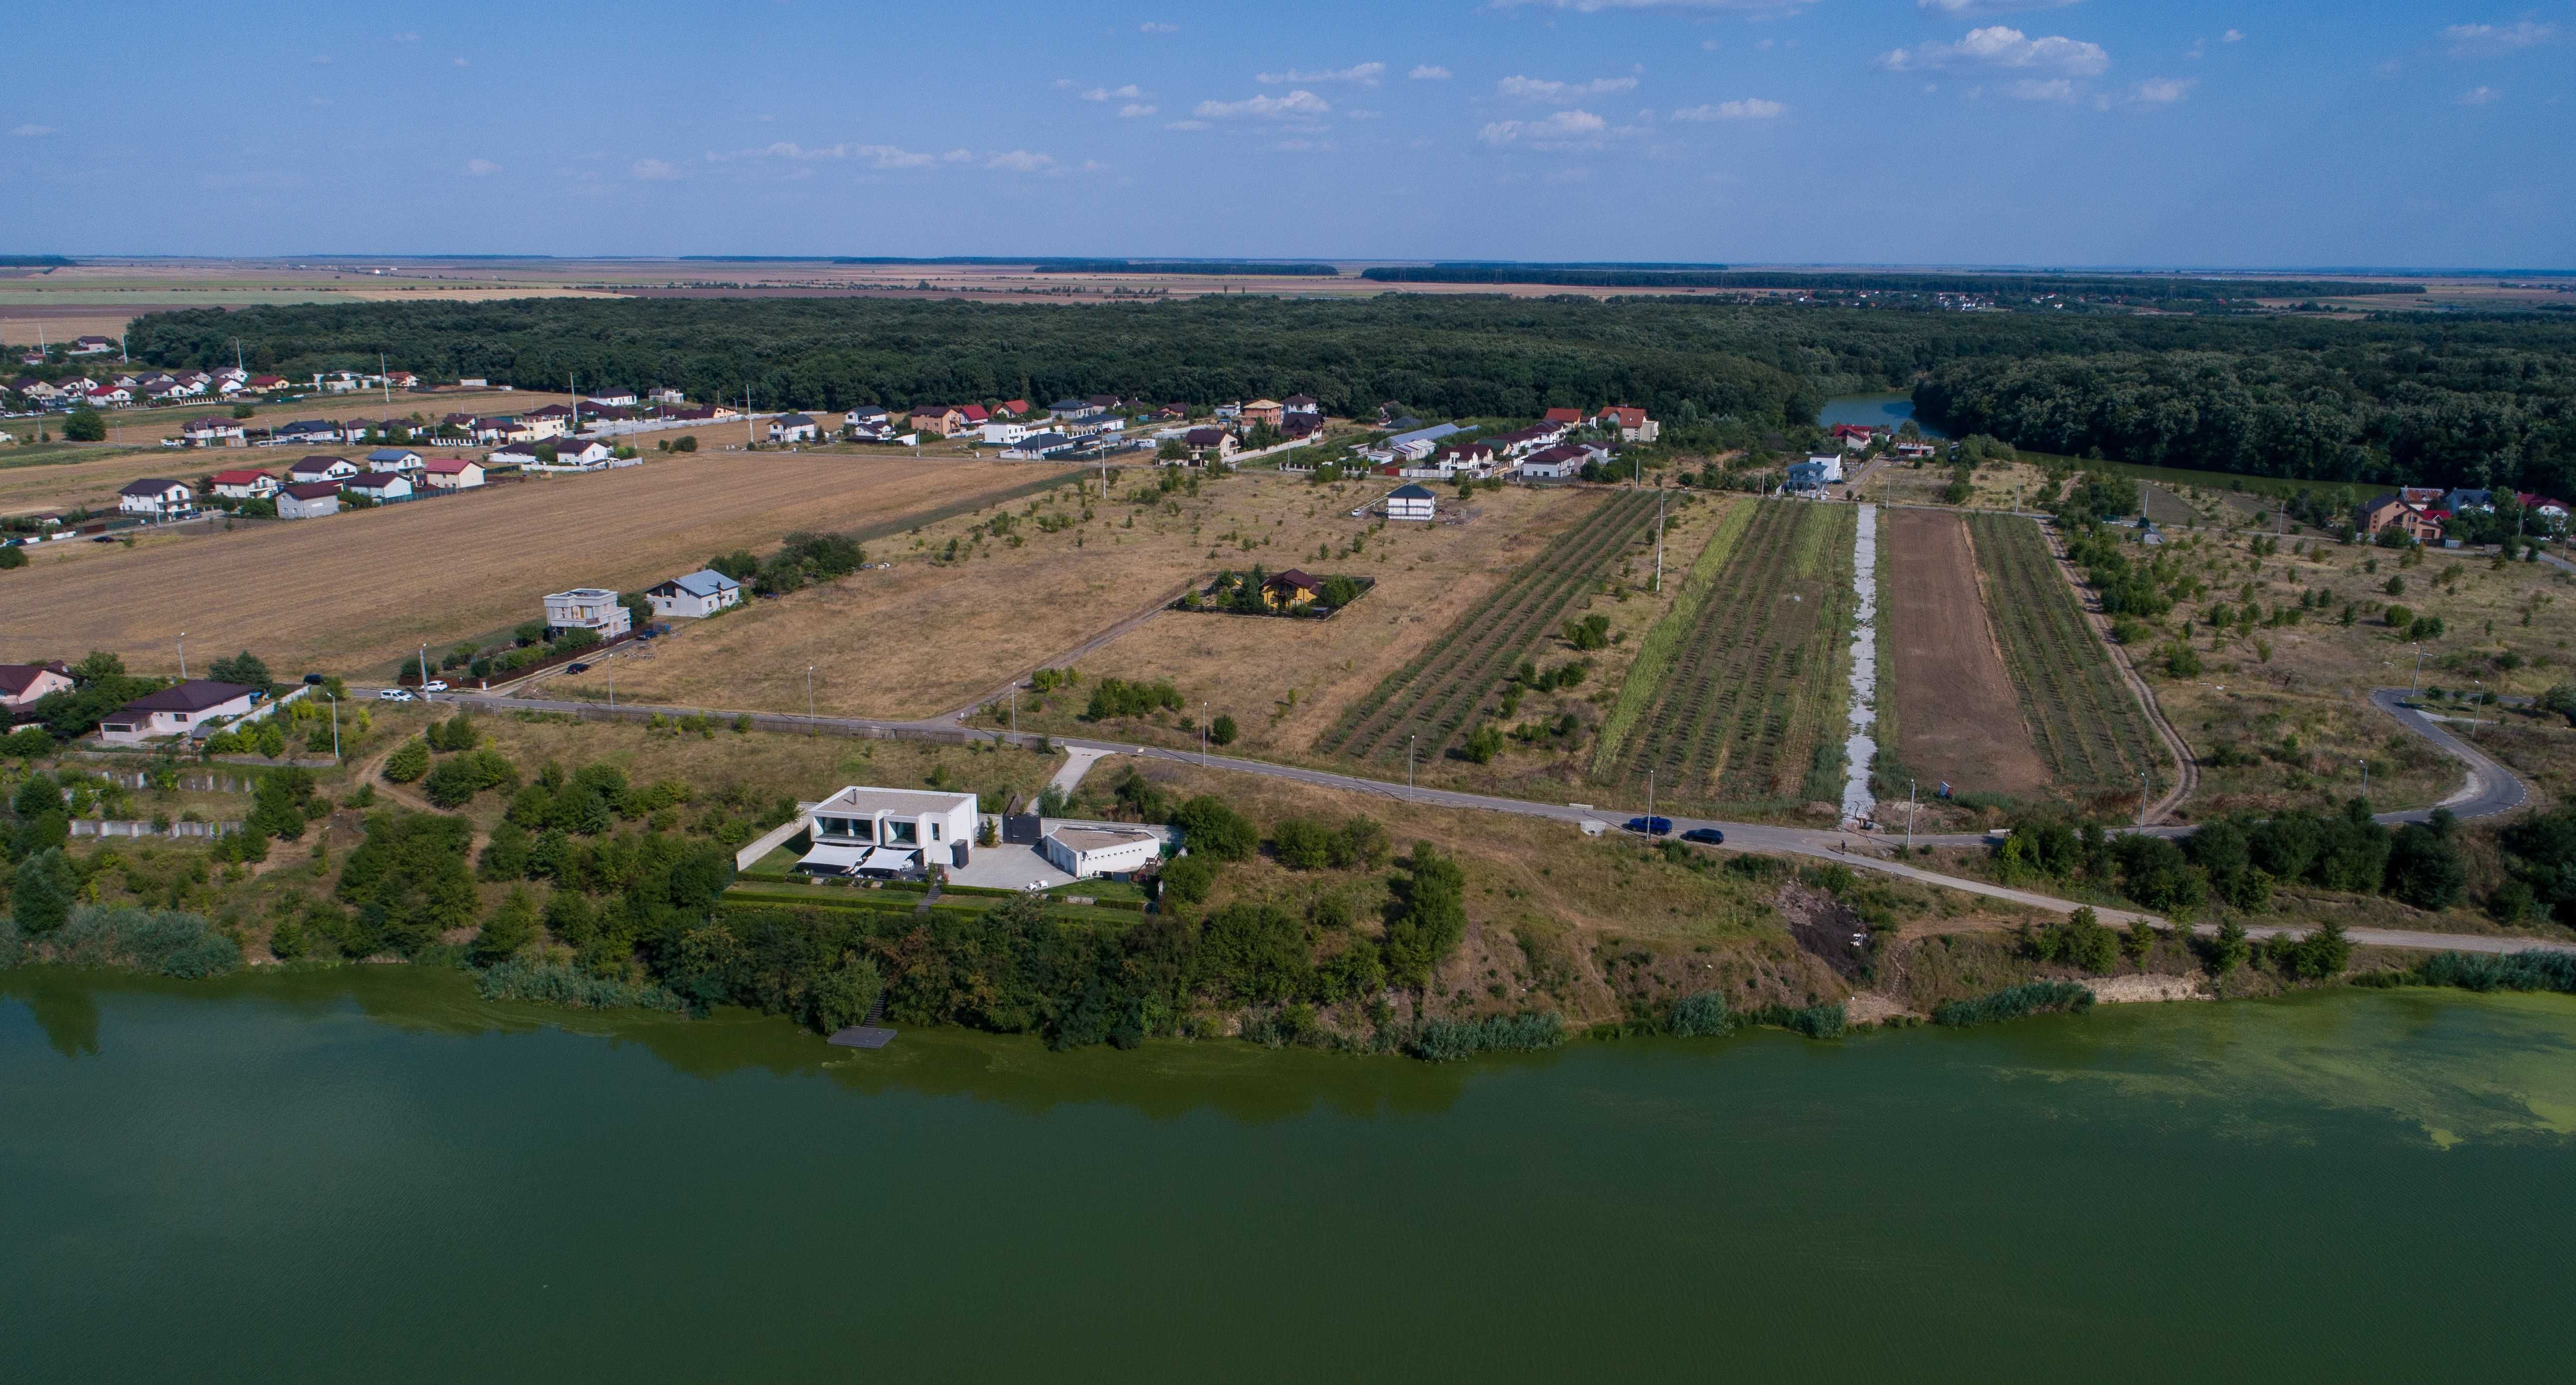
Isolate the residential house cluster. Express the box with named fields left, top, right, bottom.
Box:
left=2362, top=486, right=2572, bottom=544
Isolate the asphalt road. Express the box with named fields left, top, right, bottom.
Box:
left=355, top=682, right=2573, bottom=956
left=2367, top=688, right=2529, bottom=822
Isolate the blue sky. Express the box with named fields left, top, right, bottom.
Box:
left=6, top=0, right=2573, bottom=267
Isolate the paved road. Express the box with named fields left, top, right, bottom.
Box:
left=356, top=684, right=2574, bottom=957
left=2367, top=688, right=2529, bottom=822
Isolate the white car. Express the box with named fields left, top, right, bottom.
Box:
left=421, top=680, right=448, bottom=693
left=377, top=688, right=415, bottom=702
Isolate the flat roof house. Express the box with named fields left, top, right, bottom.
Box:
left=798, top=786, right=980, bottom=877
left=99, top=680, right=258, bottom=744
left=0, top=661, right=74, bottom=711
left=277, top=481, right=342, bottom=519
left=1386, top=482, right=1437, bottom=521
left=544, top=587, right=633, bottom=638
left=1040, top=825, right=1161, bottom=880
left=118, top=478, right=194, bottom=518
left=644, top=568, right=742, bottom=619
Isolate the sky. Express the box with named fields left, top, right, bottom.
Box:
left=5, top=0, right=2573, bottom=269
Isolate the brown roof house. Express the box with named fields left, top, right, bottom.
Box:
left=0, top=660, right=74, bottom=711
left=2358, top=493, right=2442, bottom=544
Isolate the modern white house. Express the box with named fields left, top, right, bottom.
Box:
left=586, top=389, right=639, bottom=408
left=277, top=481, right=342, bottom=519
left=285, top=454, right=360, bottom=484
left=977, top=420, right=1030, bottom=445
left=1039, top=824, right=1162, bottom=880
left=117, top=478, right=195, bottom=518
left=98, top=680, right=258, bottom=744
left=1799, top=454, right=1847, bottom=483
left=544, top=587, right=632, bottom=638
left=644, top=568, right=742, bottom=619
left=1385, top=482, right=1437, bottom=521
left=208, top=468, right=279, bottom=500
left=365, top=447, right=425, bottom=473
left=767, top=413, right=820, bottom=443
left=181, top=416, right=247, bottom=446
left=796, top=786, right=980, bottom=876
left=341, top=471, right=414, bottom=504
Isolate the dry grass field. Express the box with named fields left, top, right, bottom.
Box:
left=581, top=469, right=1604, bottom=723
left=0, top=455, right=1056, bottom=676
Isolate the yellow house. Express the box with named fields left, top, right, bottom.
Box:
left=1262, top=569, right=1323, bottom=609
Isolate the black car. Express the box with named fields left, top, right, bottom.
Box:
left=566, top=662, right=590, bottom=674
left=1623, top=816, right=1674, bottom=836
left=1680, top=828, right=1726, bottom=845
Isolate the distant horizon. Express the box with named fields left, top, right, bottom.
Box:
left=14, top=254, right=2576, bottom=277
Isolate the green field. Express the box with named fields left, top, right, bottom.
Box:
left=1966, top=514, right=2167, bottom=793
left=1589, top=499, right=1856, bottom=813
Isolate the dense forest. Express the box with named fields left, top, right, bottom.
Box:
left=1358, top=267, right=2425, bottom=301
left=122, top=295, right=2576, bottom=489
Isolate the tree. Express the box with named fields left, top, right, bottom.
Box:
left=1159, top=851, right=1218, bottom=904
left=383, top=738, right=430, bottom=783
left=62, top=406, right=105, bottom=442
left=470, top=889, right=536, bottom=966
left=1169, top=796, right=1256, bottom=860
left=2384, top=818, right=2467, bottom=910
left=1382, top=842, right=1467, bottom=987
left=806, top=951, right=884, bottom=1033
left=0, top=547, right=24, bottom=571
left=10, top=848, right=77, bottom=935
left=1209, top=713, right=1238, bottom=746
left=1461, top=724, right=1505, bottom=764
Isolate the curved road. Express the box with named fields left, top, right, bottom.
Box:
left=356, top=677, right=2570, bottom=957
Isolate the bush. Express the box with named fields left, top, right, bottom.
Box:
left=1932, top=981, right=2096, bottom=1027
left=34, top=905, right=243, bottom=978
left=2413, top=950, right=2576, bottom=994
left=1404, top=1011, right=1565, bottom=1061
left=805, top=952, right=885, bottom=1033
left=474, top=959, right=686, bottom=1012
left=1668, top=991, right=1734, bottom=1038
left=1158, top=852, right=1218, bottom=904
left=383, top=738, right=430, bottom=783
left=63, top=406, right=105, bottom=442
left=1168, top=796, right=1256, bottom=860
left=1208, top=713, right=1238, bottom=746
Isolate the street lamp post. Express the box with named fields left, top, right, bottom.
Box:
left=2138, top=770, right=2150, bottom=829
left=2470, top=680, right=2485, bottom=740
left=1407, top=734, right=1416, bottom=792
left=177, top=631, right=188, bottom=680
left=806, top=666, right=814, bottom=718
left=324, top=691, right=339, bottom=762
left=2359, top=758, right=2369, bottom=802
left=1646, top=769, right=1656, bottom=835
left=1907, top=778, right=1916, bottom=850
left=1201, top=702, right=1209, bottom=767
left=2410, top=642, right=2425, bottom=695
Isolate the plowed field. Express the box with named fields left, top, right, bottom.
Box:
left=1881, top=509, right=2049, bottom=798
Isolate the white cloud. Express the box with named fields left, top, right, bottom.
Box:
left=1499, top=74, right=1640, bottom=103
left=987, top=149, right=1056, bottom=173
left=1258, top=62, right=1385, bottom=86
left=1884, top=25, right=2110, bottom=76
left=311, top=54, right=334, bottom=65
left=453, top=57, right=470, bottom=67
left=2443, top=22, right=2556, bottom=57
left=464, top=158, right=500, bottom=175
left=632, top=158, right=680, bottom=180
left=1409, top=64, right=1452, bottom=80
left=715, top=141, right=950, bottom=168
left=1164, top=119, right=1212, bottom=131
left=1140, top=20, right=1177, bottom=32
left=1118, top=103, right=1158, bottom=118
left=2131, top=76, right=2194, bottom=104
left=1479, top=108, right=1610, bottom=148
left=1671, top=97, right=1785, bottom=120
left=9, top=124, right=55, bottom=137
left=1917, top=0, right=2079, bottom=14
left=1491, top=0, right=1799, bottom=10
left=2221, top=29, right=2242, bottom=42
left=392, top=30, right=420, bottom=42
left=1081, top=84, right=1144, bottom=101
left=1272, top=138, right=1335, bottom=151
left=2459, top=85, right=2502, bottom=105
left=2009, top=78, right=2072, bottom=101
left=1194, top=89, right=1332, bottom=119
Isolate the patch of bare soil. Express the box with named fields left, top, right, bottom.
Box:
left=2085, top=973, right=2209, bottom=1003
left=1775, top=881, right=1871, bottom=981
left=1883, top=508, right=2051, bottom=797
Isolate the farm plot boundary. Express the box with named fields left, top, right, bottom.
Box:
left=1316, top=489, right=1660, bottom=765
left=1589, top=500, right=1857, bottom=813
left=1965, top=513, right=2165, bottom=793
left=1588, top=497, right=1749, bottom=778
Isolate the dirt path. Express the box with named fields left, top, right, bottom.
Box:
left=937, top=578, right=1199, bottom=721
left=1883, top=508, right=2050, bottom=796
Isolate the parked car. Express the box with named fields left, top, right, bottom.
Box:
left=421, top=680, right=448, bottom=692
left=377, top=688, right=414, bottom=702
left=1623, top=816, right=1673, bottom=836
left=565, top=663, right=589, bottom=674
left=1680, top=828, right=1726, bottom=845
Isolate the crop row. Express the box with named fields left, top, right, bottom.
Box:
left=1318, top=490, right=1660, bottom=763
left=1586, top=498, right=1754, bottom=778
left=1967, top=514, right=2161, bottom=790
left=1597, top=501, right=1856, bottom=808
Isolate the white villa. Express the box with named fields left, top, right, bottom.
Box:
left=795, top=786, right=980, bottom=877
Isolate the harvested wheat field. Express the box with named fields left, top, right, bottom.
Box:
left=1881, top=508, right=2050, bottom=799
left=0, top=455, right=1059, bottom=675
left=579, top=473, right=1589, bottom=722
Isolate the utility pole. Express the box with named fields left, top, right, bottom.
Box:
left=419, top=644, right=429, bottom=689
left=177, top=631, right=187, bottom=679
left=2470, top=680, right=2484, bottom=740
left=1907, top=778, right=1916, bottom=850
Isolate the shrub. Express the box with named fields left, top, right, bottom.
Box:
left=1404, top=1011, right=1565, bottom=1061
left=805, top=952, right=885, bottom=1033
left=2414, top=950, right=2576, bottom=995
left=383, top=738, right=430, bottom=783
left=1933, top=981, right=2095, bottom=1027
left=1158, top=852, right=1218, bottom=904
left=1669, top=991, right=1734, bottom=1038
left=474, top=959, right=686, bottom=1012
left=36, top=905, right=243, bottom=978
left=1209, top=713, right=1238, bottom=746
left=1168, top=796, right=1256, bottom=860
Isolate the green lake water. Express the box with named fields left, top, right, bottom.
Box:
left=1819, top=392, right=1946, bottom=439
left=7, top=969, right=2574, bottom=1382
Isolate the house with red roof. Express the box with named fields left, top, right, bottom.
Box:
left=1542, top=407, right=1585, bottom=426
left=208, top=468, right=279, bottom=500
left=1597, top=406, right=1658, bottom=442
left=420, top=457, right=487, bottom=491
